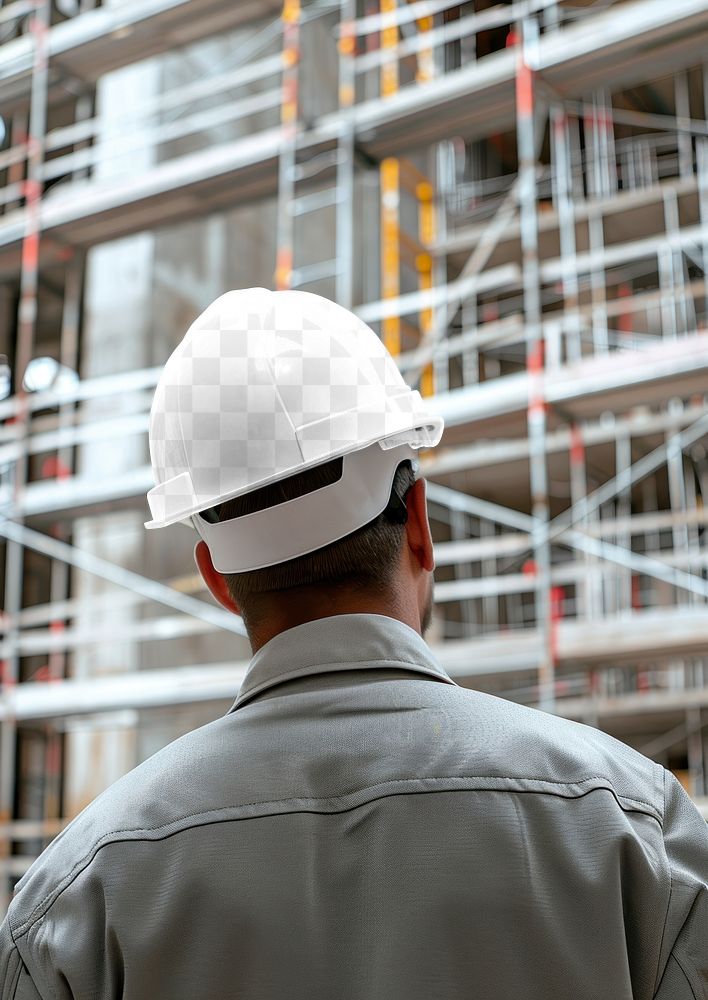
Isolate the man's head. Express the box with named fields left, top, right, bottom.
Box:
left=194, top=456, right=436, bottom=653
left=145, top=287, right=445, bottom=649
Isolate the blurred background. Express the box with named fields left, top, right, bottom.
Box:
left=1, top=0, right=708, bottom=916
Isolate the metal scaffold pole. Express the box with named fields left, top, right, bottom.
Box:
left=379, top=0, right=400, bottom=359
left=275, top=0, right=300, bottom=292
left=515, top=15, right=554, bottom=714
left=550, top=103, right=582, bottom=364
left=0, top=0, right=51, bottom=912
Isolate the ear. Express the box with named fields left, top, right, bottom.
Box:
left=193, top=540, right=242, bottom=616
left=405, top=478, right=435, bottom=573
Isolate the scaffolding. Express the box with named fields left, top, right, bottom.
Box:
left=1, top=0, right=708, bottom=914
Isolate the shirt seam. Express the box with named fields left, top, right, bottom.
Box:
left=11, top=773, right=660, bottom=939
left=2, top=914, right=45, bottom=1000
left=1, top=930, right=20, bottom=1000
left=21, top=917, right=54, bottom=1000
left=658, top=873, right=706, bottom=1000
left=654, top=766, right=673, bottom=995
left=652, top=770, right=707, bottom=1000
left=668, top=950, right=700, bottom=1000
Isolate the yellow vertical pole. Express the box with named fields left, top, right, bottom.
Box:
left=408, top=1, right=434, bottom=83
left=336, top=1, right=356, bottom=308
left=416, top=178, right=435, bottom=398
left=338, top=15, right=356, bottom=109
left=380, top=0, right=398, bottom=98
left=380, top=0, right=400, bottom=357
left=381, top=157, right=400, bottom=357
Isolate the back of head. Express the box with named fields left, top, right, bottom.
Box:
left=213, top=452, right=418, bottom=633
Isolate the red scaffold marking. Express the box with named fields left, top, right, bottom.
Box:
left=516, top=58, right=534, bottom=119
left=23, top=178, right=41, bottom=202
left=569, top=424, right=584, bottom=467
left=550, top=586, right=564, bottom=667
left=21, top=230, right=39, bottom=275
left=631, top=573, right=643, bottom=611
left=527, top=339, right=544, bottom=374
left=0, top=660, right=16, bottom=689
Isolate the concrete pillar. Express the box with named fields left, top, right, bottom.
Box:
left=66, top=17, right=160, bottom=815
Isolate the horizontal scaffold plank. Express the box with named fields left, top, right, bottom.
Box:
left=2, top=608, right=708, bottom=720
left=0, top=0, right=706, bottom=279
left=0, top=0, right=282, bottom=114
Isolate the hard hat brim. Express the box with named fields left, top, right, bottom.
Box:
left=144, top=409, right=443, bottom=531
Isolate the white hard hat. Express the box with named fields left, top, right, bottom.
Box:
left=144, top=287, right=444, bottom=573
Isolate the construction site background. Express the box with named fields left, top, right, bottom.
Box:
left=1, top=0, right=708, bottom=917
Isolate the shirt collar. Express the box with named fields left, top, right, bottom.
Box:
left=227, top=612, right=458, bottom=713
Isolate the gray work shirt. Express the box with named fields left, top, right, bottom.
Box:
left=1, top=612, right=707, bottom=999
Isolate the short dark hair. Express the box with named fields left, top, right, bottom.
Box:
left=207, top=457, right=417, bottom=633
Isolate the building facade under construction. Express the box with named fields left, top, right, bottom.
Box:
left=1, top=0, right=708, bottom=915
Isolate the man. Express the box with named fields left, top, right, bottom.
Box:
left=1, top=287, right=707, bottom=999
